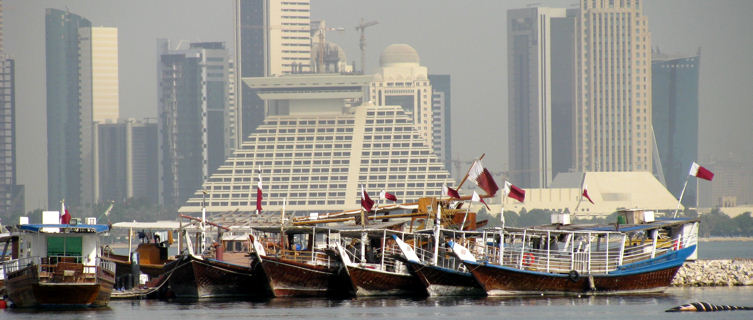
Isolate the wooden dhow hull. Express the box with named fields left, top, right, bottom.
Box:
left=102, top=255, right=168, bottom=279
left=405, top=261, right=484, bottom=296
left=5, top=264, right=115, bottom=308
left=167, top=254, right=267, bottom=299
left=258, top=255, right=348, bottom=297
left=344, top=264, right=426, bottom=297
left=465, top=245, right=695, bottom=296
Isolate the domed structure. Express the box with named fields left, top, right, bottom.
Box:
left=379, top=44, right=420, bottom=67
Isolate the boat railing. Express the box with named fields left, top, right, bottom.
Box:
left=380, top=243, right=408, bottom=273
left=2, top=255, right=114, bottom=283
left=272, top=248, right=333, bottom=267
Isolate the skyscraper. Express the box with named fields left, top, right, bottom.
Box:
left=0, top=53, right=23, bottom=218
left=79, top=26, right=119, bottom=208
left=234, top=0, right=312, bottom=147
left=45, top=8, right=91, bottom=208
left=507, top=7, right=576, bottom=188
left=652, top=49, right=700, bottom=207
left=428, top=74, right=452, bottom=172
left=0, top=0, right=24, bottom=219
left=95, top=119, right=159, bottom=204
left=575, top=0, right=652, bottom=173
left=158, top=40, right=231, bottom=207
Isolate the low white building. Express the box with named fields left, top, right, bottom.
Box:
left=486, top=171, right=681, bottom=219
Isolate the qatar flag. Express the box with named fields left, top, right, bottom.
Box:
left=380, top=190, right=398, bottom=202
left=689, top=162, right=714, bottom=181
left=361, top=186, right=374, bottom=212
left=468, top=160, right=499, bottom=196
left=582, top=184, right=595, bottom=204
left=256, top=173, right=263, bottom=214
left=504, top=181, right=526, bottom=203
left=471, top=191, right=490, bottom=210
left=442, top=183, right=461, bottom=199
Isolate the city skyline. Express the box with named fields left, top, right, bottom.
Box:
left=3, top=0, right=752, bottom=211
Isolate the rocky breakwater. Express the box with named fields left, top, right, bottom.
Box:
left=672, top=259, right=753, bottom=286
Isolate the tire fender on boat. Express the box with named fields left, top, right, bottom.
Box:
left=567, top=270, right=579, bottom=282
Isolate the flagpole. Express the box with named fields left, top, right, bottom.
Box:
left=461, top=202, right=470, bottom=231
left=673, top=177, right=690, bottom=218
left=695, top=178, right=700, bottom=212
left=456, top=153, right=485, bottom=191
left=573, top=172, right=586, bottom=215
left=500, top=190, right=505, bottom=224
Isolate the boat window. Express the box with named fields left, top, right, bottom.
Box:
left=47, top=236, right=83, bottom=258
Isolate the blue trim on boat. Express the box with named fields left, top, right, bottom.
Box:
left=19, top=224, right=110, bottom=233
left=465, top=245, right=696, bottom=278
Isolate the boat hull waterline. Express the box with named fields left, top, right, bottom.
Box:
left=464, top=245, right=696, bottom=296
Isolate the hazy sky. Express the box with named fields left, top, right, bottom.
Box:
left=4, top=0, right=752, bottom=211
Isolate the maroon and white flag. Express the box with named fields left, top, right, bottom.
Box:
left=504, top=181, right=525, bottom=203
left=582, top=184, right=595, bottom=204
left=256, top=172, right=263, bottom=214
left=471, top=191, right=490, bottom=210
left=380, top=190, right=398, bottom=202
left=442, top=183, right=461, bottom=199
left=468, top=160, right=499, bottom=196
left=361, top=186, right=374, bottom=212
left=689, top=162, right=714, bottom=181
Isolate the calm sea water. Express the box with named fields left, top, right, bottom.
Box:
left=4, top=287, right=753, bottom=320
left=8, top=241, right=747, bottom=318
left=697, top=241, right=753, bottom=259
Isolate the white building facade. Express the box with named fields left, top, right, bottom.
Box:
left=370, top=44, right=437, bottom=156
left=575, top=0, right=652, bottom=172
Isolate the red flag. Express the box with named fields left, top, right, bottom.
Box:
left=689, top=162, right=714, bottom=181
left=504, top=181, right=525, bottom=203
left=256, top=173, right=263, bottom=214
left=380, top=190, right=398, bottom=202
left=61, top=209, right=72, bottom=224
left=471, top=191, right=490, bottom=210
left=442, top=183, right=461, bottom=199
left=361, top=186, right=374, bottom=212
left=468, top=160, right=499, bottom=196
left=582, top=184, right=595, bottom=204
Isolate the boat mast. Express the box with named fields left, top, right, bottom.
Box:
left=432, top=203, right=441, bottom=265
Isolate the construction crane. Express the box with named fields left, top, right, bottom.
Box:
left=356, top=18, right=378, bottom=74
left=311, top=20, right=345, bottom=73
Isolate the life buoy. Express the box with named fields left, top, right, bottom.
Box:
left=523, top=253, right=535, bottom=267
left=568, top=270, right=580, bottom=282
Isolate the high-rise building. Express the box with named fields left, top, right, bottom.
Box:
left=652, top=49, right=700, bottom=207
left=0, top=0, right=3, bottom=53
left=428, top=74, right=452, bottom=172
left=226, top=58, right=237, bottom=157
left=0, top=53, right=23, bottom=218
left=507, top=7, right=576, bottom=188
left=79, top=26, right=120, bottom=208
left=178, top=105, right=454, bottom=214
left=370, top=44, right=440, bottom=160
left=575, top=0, right=652, bottom=173
left=158, top=40, right=231, bottom=207
left=178, top=74, right=453, bottom=214
left=45, top=8, right=91, bottom=208
left=0, top=0, right=24, bottom=219
left=234, top=0, right=312, bottom=147
left=95, top=119, right=159, bottom=204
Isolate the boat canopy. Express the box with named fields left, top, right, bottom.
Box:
left=18, top=224, right=110, bottom=233
left=111, top=221, right=182, bottom=230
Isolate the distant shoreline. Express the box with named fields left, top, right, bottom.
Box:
left=699, top=236, right=753, bottom=242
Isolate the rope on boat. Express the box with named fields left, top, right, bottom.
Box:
left=666, top=302, right=753, bottom=312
